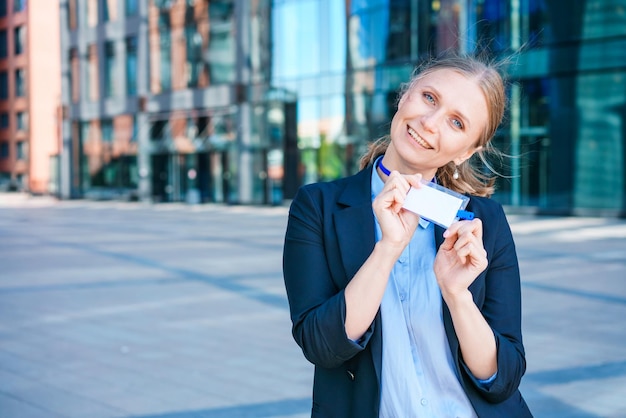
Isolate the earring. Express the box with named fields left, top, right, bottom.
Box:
left=453, top=167, right=459, bottom=180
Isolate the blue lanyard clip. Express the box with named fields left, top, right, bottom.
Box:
left=457, top=210, right=474, bottom=221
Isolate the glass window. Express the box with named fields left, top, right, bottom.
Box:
left=16, top=141, right=25, bottom=160
left=104, top=41, right=116, bottom=97
left=14, top=26, right=25, bottom=55
left=272, top=0, right=318, bottom=79
left=249, top=1, right=271, bottom=84
left=101, top=119, right=113, bottom=142
left=13, top=0, right=26, bottom=12
left=349, top=3, right=399, bottom=69
left=68, top=0, right=77, bottom=30
left=0, top=30, right=7, bottom=58
left=185, top=23, right=202, bottom=87
left=207, top=0, right=235, bottom=83
left=88, top=44, right=99, bottom=101
left=196, top=115, right=208, bottom=137
left=535, top=1, right=626, bottom=45
left=0, top=142, right=8, bottom=158
left=159, top=14, right=172, bottom=91
left=385, top=2, right=412, bottom=61
left=525, top=0, right=550, bottom=46
left=103, top=0, right=117, bottom=22
left=15, top=68, right=25, bottom=97
left=150, top=120, right=168, bottom=141
left=126, top=36, right=137, bottom=95
left=573, top=71, right=625, bottom=210
left=79, top=121, right=91, bottom=190
left=70, top=48, right=79, bottom=102
left=473, top=0, right=510, bottom=52
left=0, top=112, right=7, bottom=128
left=126, top=0, right=138, bottom=16
left=0, top=71, right=7, bottom=99
left=16, top=111, right=27, bottom=131
left=273, top=1, right=347, bottom=82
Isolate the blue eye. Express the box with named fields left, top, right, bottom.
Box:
left=452, top=118, right=464, bottom=129
left=424, top=93, right=435, bottom=104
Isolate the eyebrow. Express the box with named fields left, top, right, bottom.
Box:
left=423, top=84, right=471, bottom=129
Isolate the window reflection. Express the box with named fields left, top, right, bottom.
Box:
left=70, top=48, right=80, bottom=102
left=0, top=30, right=6, bottom=58
left=126, top=37, right=137, bottom=95
left=14, top=26, right=25, bottom=55
left=126, top=0, right=138, bottom=16
left=80, top=116, right=138, bottom=192
left=87, top=44, right=99, bottom=101
left=158, top=13, right=171, bottom=91
left=104, top=41, right=116, bottom=98
left=149, top=0, right=234, bottom=89
left=208, top=0, right=235, bottom=83
left=0, top=71, right=6, bottom=99
left=474, top=0, right=510, bottom=51
left=15, top=68, right=25, bottom=97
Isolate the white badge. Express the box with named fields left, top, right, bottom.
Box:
left=402, top=181, right=472, bottom=229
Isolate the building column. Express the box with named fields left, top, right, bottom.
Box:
left=58, top=0, right=72, bottom=199
left=137, top=0, right=151, bottom=202
left=235, top=0, right=253, bottom=204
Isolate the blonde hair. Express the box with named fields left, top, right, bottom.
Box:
left=359, top=52, right=507, bottom=197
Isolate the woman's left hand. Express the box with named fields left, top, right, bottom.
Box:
left=434, top=218, right=488, bottom=298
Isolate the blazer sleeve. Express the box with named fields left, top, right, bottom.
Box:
left=282, top=185, right=372, bottom=369
left=461, top=201, right=527, bottom=403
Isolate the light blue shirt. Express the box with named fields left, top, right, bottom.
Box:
left=370, top=159, right=485, bottom=418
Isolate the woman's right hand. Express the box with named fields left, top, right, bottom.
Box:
left=372, top=171, right=422, bottom=254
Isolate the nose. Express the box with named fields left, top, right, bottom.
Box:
left=420, top=109, right=442, bottom=133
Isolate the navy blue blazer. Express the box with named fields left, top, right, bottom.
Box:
left=283, top=166, right=533, bottom=417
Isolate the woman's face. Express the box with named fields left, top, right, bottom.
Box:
left=386, top=68, right=489, bottom=178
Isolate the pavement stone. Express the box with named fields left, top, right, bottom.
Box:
left=0, top=192, right=625, bottom=417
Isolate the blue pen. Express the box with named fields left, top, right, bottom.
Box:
left=457, top=210, right=474, bottom=221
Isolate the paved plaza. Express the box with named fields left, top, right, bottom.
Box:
left=0, top=192, right=625, bottom=418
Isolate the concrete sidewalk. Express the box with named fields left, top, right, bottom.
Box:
left=0, top=193, right=625, bottom=417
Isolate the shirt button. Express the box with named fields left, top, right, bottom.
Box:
left=421, top=398, right=428, bottom=406
left=399, top=293, right=405, bottom=301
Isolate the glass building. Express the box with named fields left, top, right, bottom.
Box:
left=272, top=0, right=626, bottom=215
left=59, top=0, right=626, bottom=214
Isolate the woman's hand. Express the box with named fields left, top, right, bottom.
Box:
left=433, top=218, right=497, bottom=379
left=434, top=218, right=488, bottom=299
left=372, top=171, right=421, bottom=254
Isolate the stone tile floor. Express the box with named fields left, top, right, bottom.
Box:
left=1, top=193, right=625, bottom=417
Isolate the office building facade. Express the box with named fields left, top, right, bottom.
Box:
left=59, top=0, right=626, bottom=214
left=59, top=0, right=282, bottom=204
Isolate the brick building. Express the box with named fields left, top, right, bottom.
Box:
left=0, top=0, right=61, bottom=194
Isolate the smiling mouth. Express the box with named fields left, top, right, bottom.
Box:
left=408, top=127, right=433, bottom=149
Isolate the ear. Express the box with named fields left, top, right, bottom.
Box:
left=454, top=145, right=482, bottom=166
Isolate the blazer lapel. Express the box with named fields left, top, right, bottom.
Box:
left=333, top=168, right=377, bottom=282
left=332, top=168, right=384, bottom=388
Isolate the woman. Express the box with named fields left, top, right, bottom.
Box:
left=282, top=53, right=533, bottom=417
